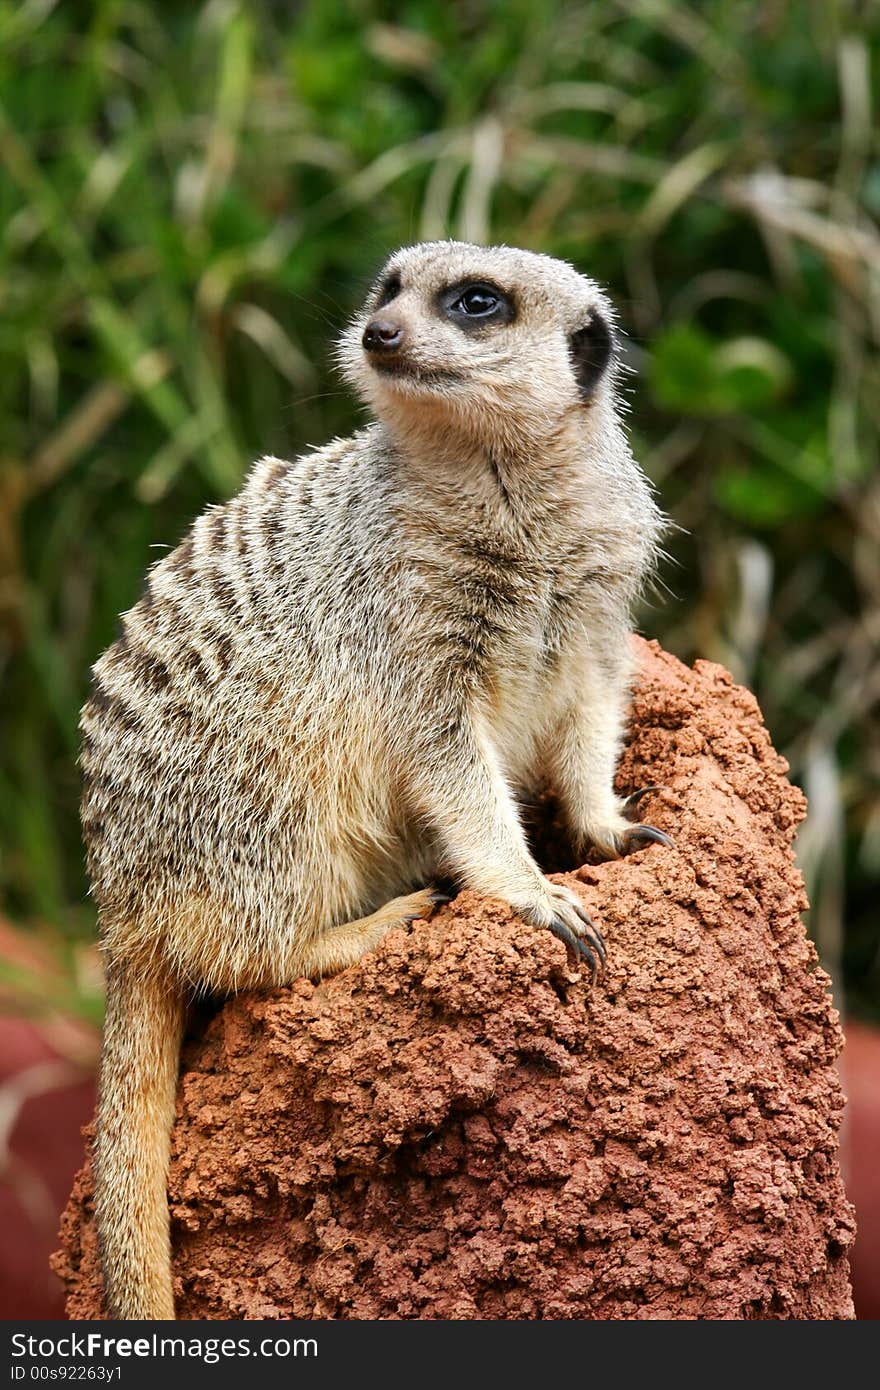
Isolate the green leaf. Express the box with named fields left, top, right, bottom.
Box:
left=650, top=324, right=791, bottom=416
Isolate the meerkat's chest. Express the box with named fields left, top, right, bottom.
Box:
left=467, top=565, right=587, bottom=783
left=421, top=526, right=604, bottom=777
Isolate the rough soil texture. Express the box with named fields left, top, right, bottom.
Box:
left=54, top=639, right=856, bottom=1319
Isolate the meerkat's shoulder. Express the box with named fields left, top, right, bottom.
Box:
left=103, top=427, right=386, bottom=631
left=239, top=426, right=385, bottom=495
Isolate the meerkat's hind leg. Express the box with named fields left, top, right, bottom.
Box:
left=299, top=886, right=448, bottom=978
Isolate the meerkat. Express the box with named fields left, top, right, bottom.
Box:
left=81, top=240, right=670, bottom=1320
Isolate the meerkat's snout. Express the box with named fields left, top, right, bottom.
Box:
left=362, top=318, right=406, bottom=355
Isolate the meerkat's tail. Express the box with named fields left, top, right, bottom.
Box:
left=94, top=957, right=186, bottom=1319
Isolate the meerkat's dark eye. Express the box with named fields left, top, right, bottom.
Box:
left=441, top=281, right=514, bottom=329
left=376, top=272, right=401, bottom=308
left=454, top=286, right=499, bottom=316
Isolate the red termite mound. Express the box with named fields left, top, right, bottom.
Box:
left=53, top=639, right=856, bottom=1319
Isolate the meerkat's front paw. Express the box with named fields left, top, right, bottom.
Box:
left=583, top=787, right=674, bottom=860
left=620, top=785, right=674, bottom=852
left=515, top=881, right=606, bottom=980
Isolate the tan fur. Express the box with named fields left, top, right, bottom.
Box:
left=82, top=241, right=665, bottom=1318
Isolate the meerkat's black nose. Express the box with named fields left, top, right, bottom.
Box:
left=362, top=319, right=405, bottom=353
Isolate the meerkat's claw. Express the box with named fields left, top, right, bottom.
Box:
left=583, top=922, right=607, bottom=969
left=566, top=898, right=607, bottom=967
left=427, top=889, right=452, bottom=906
left=549, top=917, right=600, bottom=982
left=402, top=905, right=441, bottom=924
left=543, top=882, right=607, bottom=972
left=622, top=786, right=662, bottom=819
left=620, top=823, right=674, bottom=853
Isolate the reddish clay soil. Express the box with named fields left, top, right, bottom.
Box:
left=54, top=639, right=855, bottom=1319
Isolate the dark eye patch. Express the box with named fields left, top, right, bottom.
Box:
left=375, top=271, right=401, bottom=308
left=568, top=311, right=615, bottom=400
left=439, top=280, right=515, bottom=329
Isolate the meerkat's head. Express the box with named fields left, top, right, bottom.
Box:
left=337, top=241, right=620, bottom=455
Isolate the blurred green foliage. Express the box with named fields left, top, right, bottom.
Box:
left=1, top=0, right=878, bottom=1015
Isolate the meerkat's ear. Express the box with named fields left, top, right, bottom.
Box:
left=568, top=311, right=615, bottom=401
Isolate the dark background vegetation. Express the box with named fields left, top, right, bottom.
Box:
left=1, top=0, right=878, bottom=1031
